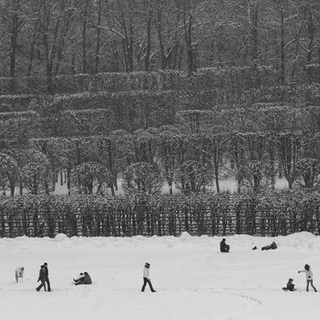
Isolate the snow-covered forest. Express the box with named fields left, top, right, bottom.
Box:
left=0, top=0, right=320, bottom=82
left=1, top=0, right=320, bottom=239
left=1, top=2, right=320, bottom=319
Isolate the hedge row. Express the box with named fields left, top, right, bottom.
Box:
left=3, top=103, right=320, bottom=142
left=1, top=190, right=319, bottom=238
left=0, top=66, right=278, bottom=95
left=2, top=83, right=320, bottom=115
left=178, top=105, right=320, bottom=133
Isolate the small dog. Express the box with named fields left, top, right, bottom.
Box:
left=15, top=267, right=24, bottom=282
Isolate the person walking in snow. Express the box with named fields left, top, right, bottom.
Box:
left=141, top=263, right=156, bottom=293
left=43, top=262, right=51, bottom=292
left=220, top=238, right=230, bottom=252
left=298, top=264, right=317, bottom=292
left=36, top=265, right=47, bottom=291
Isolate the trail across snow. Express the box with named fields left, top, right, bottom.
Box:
left=1, top=232, right=320, bottom=320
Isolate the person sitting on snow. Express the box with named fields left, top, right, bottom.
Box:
left=282, top=278, right=295, bottom=291
left=220, top=238, right=230, bottom=252
left=261, top=242, right=277, bottom=251
left=74, top=272, right=92, bottom=285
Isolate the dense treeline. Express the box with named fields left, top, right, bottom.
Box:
left=1, top=127, right=320, bottom=198
left=1, top=0, right=320, bottom=92
left=1, top=190, right=320, bottom=238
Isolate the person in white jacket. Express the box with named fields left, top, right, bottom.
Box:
left=298, top=264, right=317, bottom=292
left=141, top=263, right=156, bottom=292
left=15, top=267, right=24, bottom=282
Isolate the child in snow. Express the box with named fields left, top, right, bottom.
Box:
left=282, top=278, right=295, bottom=291
left=298, top=264, right=317, bottom=292
left=15, top=267, right=24, bottom=283
left=220, top=238, right=230, bottom=252
left=36, top=265, right=47, bottom=291
left=141, top=263, right=156, bottom=292
left=73, top=272, right=92, bottom=285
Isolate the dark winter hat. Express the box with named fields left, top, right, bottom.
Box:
left=289, top=278, right=293, bottom=282
left=145, top=263, right=150, bottom=268
left=44, top=262, right=48, bottom=266
left=305, top=264, right=310, bottom=270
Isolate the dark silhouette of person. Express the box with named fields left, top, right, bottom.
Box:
left=74, top=272, right=92, bottom=285
left=282, top=278, right=295, bottom=291
left=43, top=262, right=51, bottom=292
left=36, top=265, right=47, bottom=292
left=220, top=238, right=230, bottom=252
left=261, top=242, right=277, bottom=251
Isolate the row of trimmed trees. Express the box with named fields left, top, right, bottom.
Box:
left=1, top=128, right=320, bottom=197
left=1, top=190, right=320, bottom=238
left=4, top=94, right=320, bottom=145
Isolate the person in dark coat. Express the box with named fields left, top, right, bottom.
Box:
left=74, top=272, right=92, bottom=285
left=261, top=242, right=277, bottom=251
left=220, top=238, right=230, bottom=252
left=282, top=278, right=295, bottom=291
left=36, top=265, right=47, bottom=292
left=141, top=263, right=156, bottom=292
left=43, top=262, right=51, bottom=292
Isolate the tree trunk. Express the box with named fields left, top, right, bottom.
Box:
left=95, top=0, right=102, bottom=74
left=144, top=7, right=152, bottom=71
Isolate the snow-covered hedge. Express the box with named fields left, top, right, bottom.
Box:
left=0, top=190, right=319, bottom=238
left=0, top=67, right=277, bottom=95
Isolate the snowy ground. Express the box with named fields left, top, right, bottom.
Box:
left=1, top=232, right=320, bottom=320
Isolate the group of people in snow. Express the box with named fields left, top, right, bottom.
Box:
left=283, top=264, right=317, bottom=292
left=219, top=239, right=317, bottom=293
left=34, top=262, right=93, bottom=292
left=16, top=239, right=317, bottom=294
left=36, top=263, right=51, bottom=292
left=73, top=272, right=92, bottom=285
left=33, top=262, right=156, bottom=293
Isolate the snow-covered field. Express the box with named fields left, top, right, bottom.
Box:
left=1, top=232, right=320, bottom=320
